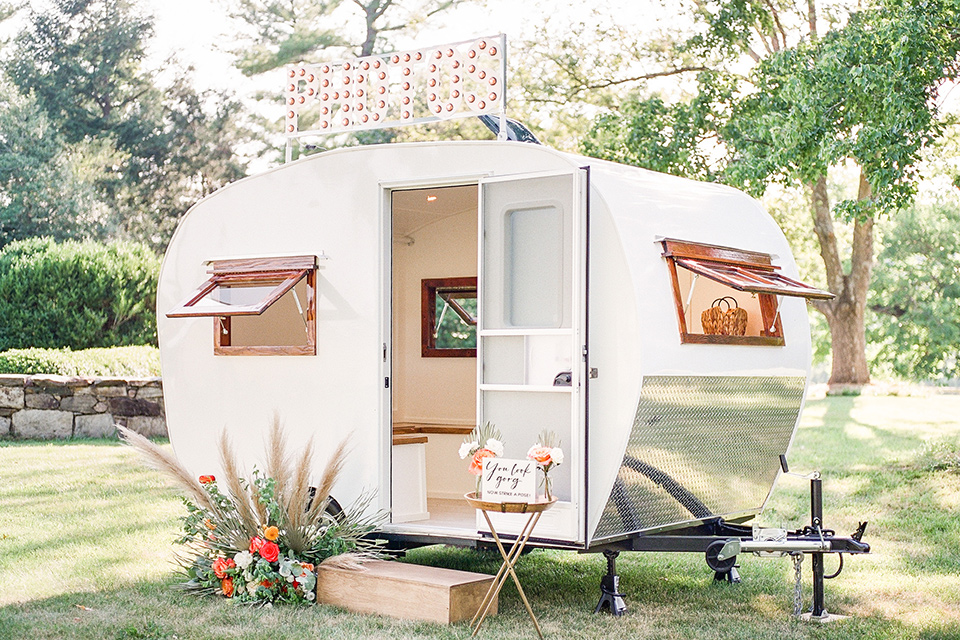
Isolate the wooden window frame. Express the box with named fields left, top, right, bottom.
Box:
left=661, top=239, right=833, bottom=347
left=167, top=255, right=317, bottom=356
left=421, top=276, right=477, bottom=358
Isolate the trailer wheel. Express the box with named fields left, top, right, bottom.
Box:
left=705, top=540, right=737, bottom=573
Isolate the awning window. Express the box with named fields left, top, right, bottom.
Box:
left=660, top=238, right=834, bottom=346
left=167, top=255, right=316, bottom=318
left=674, top=257, right=834, bottom=301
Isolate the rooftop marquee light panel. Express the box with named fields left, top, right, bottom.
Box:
left=284, top=35, right=506, bottom=137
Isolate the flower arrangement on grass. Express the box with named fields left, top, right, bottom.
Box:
left=527, top=429, right=564, bottom=501
left=119, top=417, right=384, bottom=605
left=459, top=421, right=504, bottom=496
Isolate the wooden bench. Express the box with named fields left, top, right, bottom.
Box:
left=316, top=560, right=496, bottom=624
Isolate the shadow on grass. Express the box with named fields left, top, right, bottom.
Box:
left=0, top=550, right=950, bottom=640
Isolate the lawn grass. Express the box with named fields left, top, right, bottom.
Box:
left=1, top=396, right=959, bottom=639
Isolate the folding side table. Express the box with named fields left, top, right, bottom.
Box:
left=464, top=493, right=557, bottom=639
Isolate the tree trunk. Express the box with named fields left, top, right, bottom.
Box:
left=807, top=172, right=874, bottom=387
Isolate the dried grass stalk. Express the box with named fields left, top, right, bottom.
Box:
left=319, top=552, right=371, bottom=572
left=218, top=430, right=260, bottom=537
left=265, top=413, right=291, bottom=500
left=282, top=438, right=316, bottom=554
left=117, top=425, right=218, bottom=515
left=307, top=437, right=349, bottom=523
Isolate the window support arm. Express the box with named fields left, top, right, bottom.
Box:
left=770, top=295, right=784, bottom=332
left=292, top=289, right=309, bottom=334
left=684, top=274, right=699, bottom=322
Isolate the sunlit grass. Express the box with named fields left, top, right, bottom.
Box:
left=1, top=396, right=959, bottom=638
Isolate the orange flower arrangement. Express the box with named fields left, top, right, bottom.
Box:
left=526, top=430, right=564, bottom=500
left=458, top=422, right=504, bottom=496
left=469, top=448, right=497, bottom=475
left=212, top=557, right=236, bottom=579
left=527, top=446, right=553, bottom=465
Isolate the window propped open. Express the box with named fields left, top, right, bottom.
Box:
left=421, top=277, right=477, bottom=357
left=673, top=258, right=834, bottom=300
left=661, top=239, right=833, bottom=346
left=167, top=255, right=317, bottom=356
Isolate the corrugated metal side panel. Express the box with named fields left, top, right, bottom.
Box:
left=593, top=375, right=804, bottom=540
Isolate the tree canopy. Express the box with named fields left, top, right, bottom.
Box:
left=0, top=0, right=249, bottom=250
left=580, top=0, right=960, bottom=385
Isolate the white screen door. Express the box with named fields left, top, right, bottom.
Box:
left=477, top=169, right=587, bottom=543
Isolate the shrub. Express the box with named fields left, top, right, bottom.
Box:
left=0, top=346, right=161, bottom=376
left=0, top=238, right=160, bottom=351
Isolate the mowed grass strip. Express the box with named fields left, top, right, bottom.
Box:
left=1, top=395, right=959, bottom=639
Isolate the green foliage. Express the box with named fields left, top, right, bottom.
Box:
left=581, top=70, right=738, bottom=180
left=913, top=437, right=960, bottom=473
left=583, top=0, right=960, bottom=218
left=868, top=196, right=960, bottom=380
left=0, top=238, right=159, bottom=351
left=433, top=294, right=476, bottom=349
left=724, top=0, right=960, bottom=217
left=0, top=82, right=103, bottom=246
left=227, top=0, right=472, bottom=72
left=2, top=0, right=249, bottom=251
left=0, top=345, right=160, bottom=376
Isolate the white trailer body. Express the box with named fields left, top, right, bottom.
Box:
left=158, top=140, right=829, bottom=550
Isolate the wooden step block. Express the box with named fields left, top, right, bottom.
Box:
left=316, top=560, right=496, bottom=624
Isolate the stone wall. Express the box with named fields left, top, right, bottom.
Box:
left=0, top=375, right=165, bottom=439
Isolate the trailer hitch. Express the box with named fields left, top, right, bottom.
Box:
left=706, top=473, right=869, bottom=620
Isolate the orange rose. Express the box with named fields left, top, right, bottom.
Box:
left=212, top=556, right=235, bottom=579
left=527, top=446, right=553, bottom=466
left=469, top=448, right=496, bottom=475
left=198, top=475, right=216, bottom=484
left=221, top=577, right=234, bottom=597
left=263, top=525, right=280, bottom=541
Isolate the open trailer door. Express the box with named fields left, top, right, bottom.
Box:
left=477, top=169, right=588, bottom=545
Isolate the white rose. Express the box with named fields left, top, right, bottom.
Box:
left=234, top=550, right=253, bottom=570
left=486, top=438, right=504, bottom=457
left=459, top=441, right=478, bottom=459
left=550, top=447, right=564, bottom=466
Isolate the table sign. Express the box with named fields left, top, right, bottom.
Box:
left=481, top=458, right=535, bottom=503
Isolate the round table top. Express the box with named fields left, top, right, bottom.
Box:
left=464, top=492, right=558, bottom=513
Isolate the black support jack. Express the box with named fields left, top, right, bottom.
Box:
left=594, top=549, right=627, bottom=616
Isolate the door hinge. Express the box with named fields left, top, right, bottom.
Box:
left=384, top=377, right=390, bottom=388
left=582, top=345, right=588, bottom=361
left=589, top=368, right=599, bottom=379
left=383, top=343, right=387, bottom=362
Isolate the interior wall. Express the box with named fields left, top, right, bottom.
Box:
left=392, top=187, right=478, bottom=425
left=231, top=278, right=311, bottom=347
left=677, top=268, right=765, bottom=335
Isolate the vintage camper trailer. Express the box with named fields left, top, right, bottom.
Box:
left=159, top=139, right=843, bottom=556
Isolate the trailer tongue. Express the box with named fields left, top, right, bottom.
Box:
left=593, top=469, right=870, bottom=619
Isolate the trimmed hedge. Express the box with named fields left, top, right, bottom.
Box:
left=0, top=346, right=161, bottom=377
left=0, top=238, right=160, bottom=351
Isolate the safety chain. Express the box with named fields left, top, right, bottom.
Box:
left=792, top=553, right=804, bottom=617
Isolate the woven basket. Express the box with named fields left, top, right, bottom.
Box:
left=701, top=297, right=748, bottom=336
